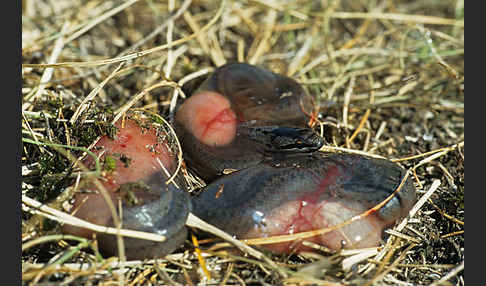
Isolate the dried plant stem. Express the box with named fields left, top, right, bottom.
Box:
left=22, top=195, right=166, bottom=243
left=112, top=80, right=179, bottom=124
left=185, top=213, right=287, bottom=278
left=22, top=0, right=226, bottom=69
left=361, top=179, right=441, bottom=275
left=23, top=22, right=69, bottom=110
left=70, top=62, right=125, bottom=124
left=429, top=261, right=464, bottom=286
left=326, top=12, right=464, bottom=26
left=67, top=0, right=140, bottom=44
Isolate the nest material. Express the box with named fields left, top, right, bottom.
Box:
left=22, top=0, right=464, bottom=285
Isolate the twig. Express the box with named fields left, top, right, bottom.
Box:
left=112, top=80, right=179, bottom=124
left=23, top=0, right=226, bottom=69
left=361, top=179, right=441, bottom=275
left=22, top=195, right=166, bottom=243
left=23, top=22, right=70, bottom=110
left=429, top=260, right=464, bottom=286
left=185, top=213, right=287, bottom=278
left=65, top=0, right=140, bottom=44
left=326, top=12, right=464, bottom=26
left=248, top=9, right=277, bottom=64
left=70, top=62, right=125, bottom=124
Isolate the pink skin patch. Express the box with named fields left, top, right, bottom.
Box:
left=244, top=166, right=384, bottom=252
left=62, top=119, right=175, bottom=238
left=191, top=154, right=415, bottom=254
left=246, top=199, right=386, bottom=253
left=176, top=91, right=238, bottom=147
left=92, top=119, right=174, bottom=185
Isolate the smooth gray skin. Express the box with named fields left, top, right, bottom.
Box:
left=175, top=62, right=323, bottom=182
left=103, top=64, right=415, bottom=258
left=98, top=176, right=192, bottom=260
left=200, top=62, right=315, bottom=126
left=90, top=63, right=322, bottom=259
left=192, top=152, right=416, bottom=242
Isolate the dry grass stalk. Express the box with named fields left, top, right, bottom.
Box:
left=22, top=0, right=464, bottom=284
left=22, top=195, right=166, bottom=243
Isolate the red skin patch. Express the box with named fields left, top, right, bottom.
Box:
left=62, top=119, right=175, bottom=238
left=244, top=167, right=386, bottom=253
left=191, top=152, right=416, bottom=254
left=176, top=91, right=238, bottom=147
left=247, top=199, right=386, bottom=253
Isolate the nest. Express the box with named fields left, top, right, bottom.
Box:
left=22, top=0, right=464, bottom=285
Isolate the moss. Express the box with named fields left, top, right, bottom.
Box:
left=68, top=105, right=117, bottom=146
left=71, top=121, right=117, bottom=147
left=28, top=153, right=73, bottom=202
left=38, top=152, right=69, bottom=175
left=150, top=113, right=165, bottom=125
left=102, top=155, right=117, bottom=172
left=32, top=173, right=72, bottom=202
